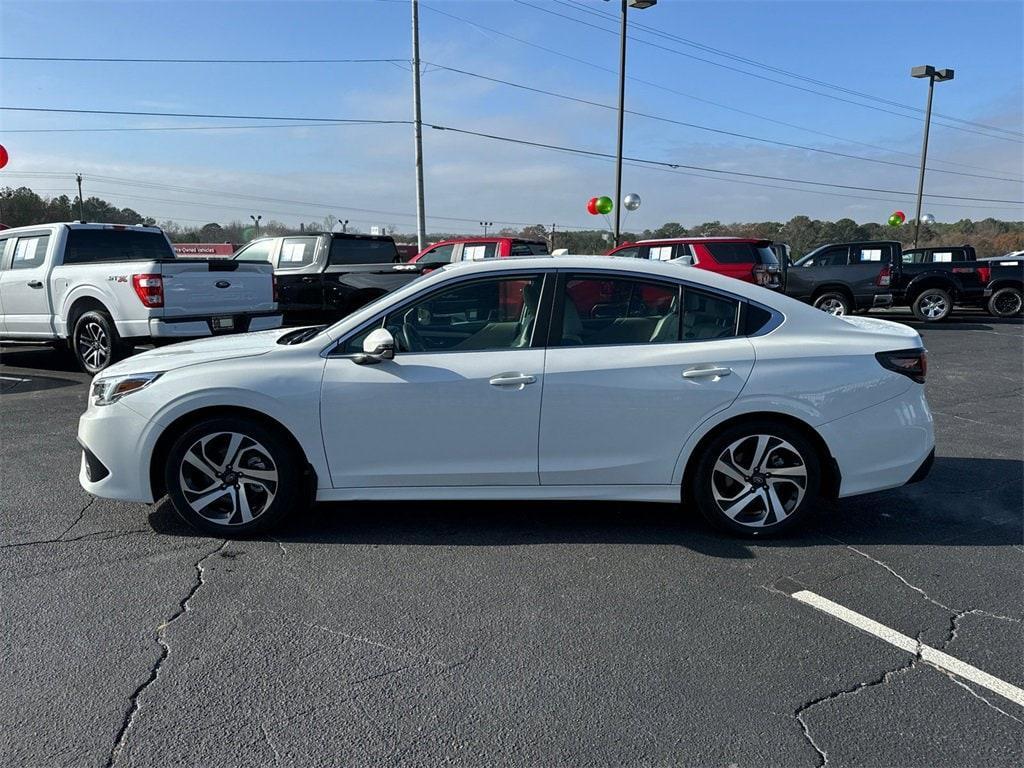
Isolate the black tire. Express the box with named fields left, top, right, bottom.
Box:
left=71, top=310, right=124, bottom=374
left=164, top=416, right=302, bottom=536
left=690, top=420, right=823, bottom=537
left=987, top=286, right=1023, bottom=318
left=812, top=292, right=851, bottom=316
left=911, top=287, right=952, bottom=322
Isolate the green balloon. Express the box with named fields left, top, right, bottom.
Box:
left=596, top=195, right=613, bottom=214
left=887, top=214, right=902, bottom=227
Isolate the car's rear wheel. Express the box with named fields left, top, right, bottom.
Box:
left=911, top=288, right=952, bottom=322
left=987, top=286, right=1023, bottom=318
left=691, top=421, right=822, bottom=537
left=164, top=417, right=301, bottom=535
left=72, top=310, right=124, bottom=374
left=813, top=292, right=851, bottom=316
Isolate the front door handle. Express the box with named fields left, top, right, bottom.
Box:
left=27, top=280, right=43, bottom=288
left=683, top=366, right=732, bottom=379
left=489, top=373, right=536, bottom=388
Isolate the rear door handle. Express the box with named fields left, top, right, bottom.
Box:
left=489, top=373, right=536, bottom=388
left=27, top=280, right=43, bottom=288
left=683, top=366, right=732, bottom=379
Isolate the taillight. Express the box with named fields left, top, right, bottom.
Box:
left=875, top=348, right=927, bottom=383
left=876, top=266, right=891, bottom=287
left=272, top=274, right=279, bottom=303
left=977, top=266, right=991, bottom=284
left=132, top=273, right=164, bottom=308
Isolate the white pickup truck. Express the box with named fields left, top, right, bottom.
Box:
left=0, top=222, right=282, bottom=373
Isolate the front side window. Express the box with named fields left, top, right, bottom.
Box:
left=278, top=236, right=318, bottom=268
left=559, top=276, right=679, bottom=346
left=417, top=243, right=455, bottom=266
left=234, top=239, right=275, bottom=262
left=364, top=275, right=544, bottom=354
left=11, top=235, right=51, bottom=270
left=814, top=247, right=849, bottom=267
left=612, top=246, right=641, bottom=259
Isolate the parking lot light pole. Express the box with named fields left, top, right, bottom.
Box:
left=480, top=221, right=493, bottom=236
left=250, top=214, right=261, bottom=238
left=910, top=65, right=954, bottom=248
left=611, top=0, right=656, bottom=247
left=412, top=0, right=427, bottom=252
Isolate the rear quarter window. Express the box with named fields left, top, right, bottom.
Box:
left=63, top=229, right=173, bottom=264
left=704, top=242, right=758, bottom=264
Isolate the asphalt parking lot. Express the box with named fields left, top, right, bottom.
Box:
left=1, top=308, right=1021, bottom=767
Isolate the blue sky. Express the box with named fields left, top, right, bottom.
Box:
left=1, top=0, right=1021, bottom=234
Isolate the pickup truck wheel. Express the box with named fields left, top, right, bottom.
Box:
left=72, top=310, right=123, bottom=374
left=813, top=292, right=851, bottom=316
left=164, top=417, right=300, bottom=536
left=987, top=287, right=1023, bottom=318
left=912, top=288, right=952, bottom=322
left=690, top=421, right=822, bottom=537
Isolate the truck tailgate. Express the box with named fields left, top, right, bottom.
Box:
left=160, top=260, right=276, bottom=317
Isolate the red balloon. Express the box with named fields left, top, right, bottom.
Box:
left=586, top=197, right=600, bottom=215
left=895, top=210, right=906, bottom=222
left=0, top=144, right=8, bottom=170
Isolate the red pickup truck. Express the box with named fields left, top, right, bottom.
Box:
left=411, top=237, right=549, bottom=269
left=605, top=237, right=783, bottom=289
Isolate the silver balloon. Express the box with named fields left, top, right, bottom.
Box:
left=920, top=213, right=936, bottom=225
left=623, top=193, right=641, bottom=211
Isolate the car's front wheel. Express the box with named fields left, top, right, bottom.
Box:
left=911, top=288, right=952, bottom=322
left=164, top=417, right=302, bottom=535
left=813, top=292, right=851, bottom=316
left=691, top=421, right=822, bottom=537
left=987, top=286, right=1023, bottom=318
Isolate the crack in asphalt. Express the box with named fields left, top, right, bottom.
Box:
left=0, top=496, right=96, bottom=549
left=795, top=635, right=923, bottom=768
left=104, top=539, right=229, bottom=768
left=260, top=722, right=284, bottom=766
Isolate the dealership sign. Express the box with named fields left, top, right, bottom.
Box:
left=172, top=243, right=236, bottom=257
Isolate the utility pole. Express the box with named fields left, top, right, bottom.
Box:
left=612, top=0, right=628, bottom=247
left=551, top=223, right=557, bottom=251
left=910, top=65, right=954, bottom=248
left=411, top=0, right=427, bottom=251
left=75, top=173, right=84, bottom=221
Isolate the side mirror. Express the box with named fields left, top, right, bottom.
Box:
left=354, top=328, right=395, bottom=365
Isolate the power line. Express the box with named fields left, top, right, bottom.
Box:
left=424, top=63, right=1023, bottom=184
left=0, top=56, right=404, bottom=64
left=516, top=0, right=1024, bottom=144
left=4, top=107, right=1020, bottom=204
left=0, top=105, right=410, bottom=124
left=416, top=2, right=1019, bottom=177
left=1, top=121, right=391, bottom=134
left=556, top=0, right=1024, bottom=138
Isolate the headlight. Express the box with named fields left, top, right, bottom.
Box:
left=91, top=372, right=163, bottom=406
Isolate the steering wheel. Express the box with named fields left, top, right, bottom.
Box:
left=398, top=322, right=427, bottom=353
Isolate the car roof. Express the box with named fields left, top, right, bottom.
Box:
left=633, top=236, right=766, bottom=244
left=0, top=222, right=164, bottom=235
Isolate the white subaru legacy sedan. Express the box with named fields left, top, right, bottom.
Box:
left=78, top=256, right=934, bottom=537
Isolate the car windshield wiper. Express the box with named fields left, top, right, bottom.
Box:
left=276, top=326, right=326, bottom=345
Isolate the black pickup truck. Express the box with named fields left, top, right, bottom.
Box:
left=234, top=232, right=423, bottom=325
left=980, top=255, right=1024, bottom=317
left=783, top=240, right=992, bottom=321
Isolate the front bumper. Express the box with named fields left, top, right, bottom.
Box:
left=149, top=312, right=282, bottom=338
left=78, top=402, right=155, bottom=503
left=817, top=385, right=935, bottom=498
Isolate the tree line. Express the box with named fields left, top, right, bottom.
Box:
left=2, top=185, right=1021, bottom=258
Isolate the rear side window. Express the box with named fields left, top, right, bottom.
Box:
left=682, top=290, right=739, bottom=341
left=510, top=242, right=549, bottom=256
left=647, top=245, right=675, bottom=262
left=463, top=243, right=498, bottom=260
left=851, top=246, right=886, bottom=264
left=10, top=235, right=51, bottom=269
left=64, top=229, right=172, bottom=263
left=704, top=242, right=758, bottom=264
left=328, top=237, right=399, bottom=265
left=278, top=236, right=318, bottom=268
left=559, top=276, right=679, bottom=346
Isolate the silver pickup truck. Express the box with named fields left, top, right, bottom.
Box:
left=0, top=222, right=281, bottom=373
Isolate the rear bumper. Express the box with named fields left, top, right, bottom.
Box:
left=817, top=386, right=935, bottom=498
left=149, top=312, right=282, bottom=338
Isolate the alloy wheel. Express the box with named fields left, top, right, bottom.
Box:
left=816, top=298, right=846, bottom=316
left=993, top=290, right=1022, bottom=316
left=920, top=293, right=948, bottom=320
left=710, top=434, right=808, bottom=528
left=77, top=321, right=110, bottom=371
left=178, top=431, right=279, bottom=525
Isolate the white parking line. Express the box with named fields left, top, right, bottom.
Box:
left=792, top=590, right=1024, bottom=708
left=0, top=375, right=31, bottom=382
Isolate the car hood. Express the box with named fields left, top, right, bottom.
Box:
left=836, top=314, right=923, bottom=344
left=98, top=328, right=295, bottom=377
